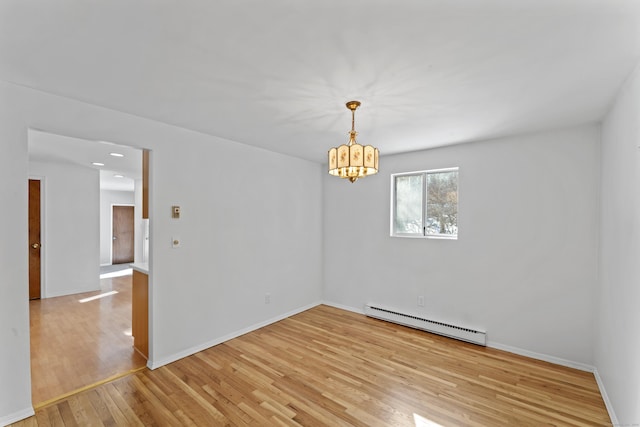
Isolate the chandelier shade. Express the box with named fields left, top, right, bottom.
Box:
left=328, top=101, right=379, bottom=183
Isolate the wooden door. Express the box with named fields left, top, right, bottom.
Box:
left=112, top=206, right=134, bottom=264
left=29, top=179, right=41, bottom=299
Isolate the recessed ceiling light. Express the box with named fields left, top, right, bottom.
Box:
left=109, top=152, right=124, bottom=157
left=113, top=174, right=124, bottom=178
left=92, top=162, right=105, bottom=166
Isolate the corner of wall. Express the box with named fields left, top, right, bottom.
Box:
left=594, top=368, right=618, bottom=425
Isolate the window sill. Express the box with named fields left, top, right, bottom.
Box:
left=391, top=234, right=457, bottom=240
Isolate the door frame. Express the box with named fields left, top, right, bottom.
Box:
left=28, top=176, right=46, bottom=299
left=110, top=203, right=135, bottom=265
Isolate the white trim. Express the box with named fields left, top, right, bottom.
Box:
left=0, top=407, right=35, bottom=427
left=486, top=340, right=594, bottom=372
left=391, top=166, right=459, bottom=176
left=594, top=368, right=617, bottom=425
left=390, top=234, right=458, bottom=240
left=321, top=301, right=365, bottom=314
left=323, top=302, right=596, bottom=372
left=147, top=301, right=322, bottom=370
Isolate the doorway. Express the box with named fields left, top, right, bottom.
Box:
left=112, top=205, right=135, bottom=264
left=28, top=129, right=148, bottom=405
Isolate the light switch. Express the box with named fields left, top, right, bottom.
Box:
left=172, top=205, right=181, bottom=219
left=172, top=237, right=181, bottom=248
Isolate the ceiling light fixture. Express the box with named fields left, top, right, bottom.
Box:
left=328, top=101, right=379, bottom=183
left=113, top=174, right=124, bottom=178
left=110, top=152, right=124, bottom=157
left=92, top=162, right=105, bottom=166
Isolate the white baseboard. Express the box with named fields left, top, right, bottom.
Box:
left=325, top=302, right=596, bottom=373
left=148, top=301, right=322, bottom=370
left=0, top=407, right=35, bottom=427
left=321, top=301, right=364, bottom=314
left=593, top=368, right=617, bottom=425
left=486, top=341, right=595, bottom=372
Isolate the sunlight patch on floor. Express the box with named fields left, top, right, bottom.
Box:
left=414, top=413, right=444, bottom=427
left=100, top=268, right=133, bottom=279
left=79, top=291, right=118, bottom=303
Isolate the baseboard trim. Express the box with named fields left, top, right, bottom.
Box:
left=0, top=407, right=35, bottom=427
left=321, top=301, right=364, bottom=315
left=593, top=368, right=617, bottom=425
left=148, top=301, right=323, bottom=370
left=324, top=302, right=595, bottom=372
left=486, top=341, right=595, bottom=372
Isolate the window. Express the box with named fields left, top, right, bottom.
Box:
left=391, top=168, right=458, bottom=238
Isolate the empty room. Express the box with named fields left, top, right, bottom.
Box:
left=1, top=1, right=639, bottom=426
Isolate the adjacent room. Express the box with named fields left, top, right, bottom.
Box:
left=27, top=130, right=148, bottom=405
left=1, top=1, right=639, bottom=426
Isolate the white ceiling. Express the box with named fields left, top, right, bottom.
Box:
left=29, top=130, right=142, bottom=191
left=3, top=1, right=640, bottom=163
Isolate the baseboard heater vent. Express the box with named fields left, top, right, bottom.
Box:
left=364, top=304, right=486, bottom=346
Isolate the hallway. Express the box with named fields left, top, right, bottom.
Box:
left=30, top=272, right=146, bottom=406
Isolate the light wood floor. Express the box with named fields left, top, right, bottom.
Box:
left=29, top=272, right=146, bottom=406
left=16, top=305, right=610, bottom=426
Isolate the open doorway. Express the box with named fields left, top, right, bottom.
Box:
left=27, top=129, right=148, bottom=406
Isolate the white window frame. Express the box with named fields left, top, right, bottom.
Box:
left=390, top=167, right=459, bottom=239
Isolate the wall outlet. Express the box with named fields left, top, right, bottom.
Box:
left=417, top=295, right=425, bottom=307
left=265, top=293, right=271, bottom=304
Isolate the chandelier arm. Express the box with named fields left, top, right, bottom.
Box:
left=352, top=108, right=356, bottom=133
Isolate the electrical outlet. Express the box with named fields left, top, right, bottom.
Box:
left=265, top=293, right=271, bottom=304
left=417, top=295, right=425, bottom=307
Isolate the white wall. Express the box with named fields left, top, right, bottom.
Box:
left=133, top=179, right=147, bottom=264
left=0, top=80, right=323, bottom=425
left=324, top=125, right=600, bottom=367
left=597, top=62, right=640, bottom=424
left=0, top=87, right=32, bottom=425
left=99, top=189, right=135, bottom=265
left=29, top=160, right=100, bottom=298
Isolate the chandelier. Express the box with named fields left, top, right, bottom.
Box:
left=328, top=100, right=379, bottom=183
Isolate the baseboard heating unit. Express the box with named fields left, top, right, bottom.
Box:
left=364, top=304, right=487, bottom=346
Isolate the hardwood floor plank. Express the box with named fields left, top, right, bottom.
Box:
left=91, top=386, right=129, bottom=427
left=55, top=401, right=79, bottom=427
left=13, top=304, right=611, bottom=426
left=67, top=393, right=104, bottom=425
left=102, top=383, right=145, bottom=426
left=129, top=374, right=183, bottom=426
left=160, top=366, right=228, bottom=425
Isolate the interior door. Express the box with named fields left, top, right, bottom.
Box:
left=112, top=205, right=134, bottom=264
left=29, top=179, right=41, bottom=300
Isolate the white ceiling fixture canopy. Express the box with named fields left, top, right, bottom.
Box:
left=2, top=0, right=639, bottom=162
